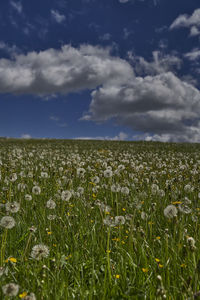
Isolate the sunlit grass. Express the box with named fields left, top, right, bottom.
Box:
left=0, top=139, right=200, bottom=299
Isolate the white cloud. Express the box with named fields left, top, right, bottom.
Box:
left=75, top=131, right=128, bottom=140
left=170, top=9, right=200, bottom=36
left=10, top=1, right=22, bottom=14
left=0, top=44, right=133, bottom=95
left=184, top=48, right=200, bottom=61
left=0, top=41, right=20, bottom=56
left=51, top=10, right=66, bottom=23
left=82, top=71, right=200, bottom=143
left=21, top=134, right=31, bottom=139
left=127, top=50, right=182, bottom=75
left=190, top=26, right=200, bottom=37
left=1, top=44, right=200, bottom=143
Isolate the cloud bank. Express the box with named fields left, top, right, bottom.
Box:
left=0, top=44, right=200, bottom=142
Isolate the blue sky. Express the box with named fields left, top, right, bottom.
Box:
left=0, top=0, right=200, bottom=142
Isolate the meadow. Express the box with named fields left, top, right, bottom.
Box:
left=0, top=138, right=200, bottom=299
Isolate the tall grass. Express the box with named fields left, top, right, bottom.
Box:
left=0, top=139, right=200, bottom=299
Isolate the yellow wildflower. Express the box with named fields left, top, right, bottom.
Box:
left=5, top=257, right=17, bottom=263
left=142, top=268, right=148, bottom=273
left=19, top=292, right=28, bottom=298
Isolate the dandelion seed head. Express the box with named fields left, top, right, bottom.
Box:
left=32, top=186, right=41, bottom=195
left=2, top=283, right=19, bottom=297
left=0, top=216, right=16, bottom=229
left=164, top=205, right=177, bottom=218
left=5, top=201, right=20, bottom=213
left=31, top=244, right=49, bottom=260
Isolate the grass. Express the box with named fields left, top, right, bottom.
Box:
left=0, top=139, right=200, bottom=299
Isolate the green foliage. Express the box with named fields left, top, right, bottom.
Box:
left=0, top=139, right=200, bottom=299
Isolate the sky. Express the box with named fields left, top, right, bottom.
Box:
left=0, top=0, right=200, bottom=142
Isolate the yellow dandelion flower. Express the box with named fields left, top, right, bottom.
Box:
left=122, top=208, right=126, bottom=211
left=172, top=201, right=182, bottom=205
left=158, top=264, right=164, bottom=268
left=142, top=268, right=148, bottom=273
left=112, top=238, right=120, bottom=242
left=19, top=291, right=28, bottom=298
left=148, top=221, right=154, bottom=225
left=47, top=231, right=52, bottom=235
left=156, top=236, right=161, bottom=240
left=5, top=257, right=17, bottom=263
left=114, top=274, right=120, bottom=279
left=155, top=258, right=160, bottom=262
left=106, top=250, right=111, bottom=253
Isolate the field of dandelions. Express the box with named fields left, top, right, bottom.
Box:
left=1, top=139, right=200, bottom=299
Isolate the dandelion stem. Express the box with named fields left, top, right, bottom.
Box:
left=106, top=227, right=112, bottom=284
left=1, top=229, right=8, bottom=265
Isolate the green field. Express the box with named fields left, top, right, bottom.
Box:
left=0, top=139, right=200, bottom=299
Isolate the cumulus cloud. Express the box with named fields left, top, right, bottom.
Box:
left=170, top=9, right=200, bottom=36
left=10, top=1, right=22, bottom=14
left=51, top=9, right=66, bottom=23
left=75, top=131, right=128, bottom=140
left=82, top=72, right=200, bottom=142
left=1, top=44, right=200, bottom=143
left=0, top=45, right=133, bottom=95
left=128, top=50, right=182, bottom=75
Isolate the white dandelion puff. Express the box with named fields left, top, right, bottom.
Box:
left=24, top=293, right=36, bottom=300
left=25, top=194, right=32, bottom=201
left=31, top=244, right=49, bottom=260
left=178, top=204, right=192, bottom=214
left=0, top=216, right=16, bottom=229
left=121, top=187, right=130, bottom=195
left=103, top=169, right=113, bottom=178
left=115, top=216, right=125, bottom=225
left=61, top=190, right=72, bottom=201
left=2, top=283, right=19, bottom=297
left=164, top=205, right=177, bottom=219
left=46, top=199, right=56, bottom=209
left=32, top=186, right=41, bottom=195
left=5, top=201, right=20, bottom=213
